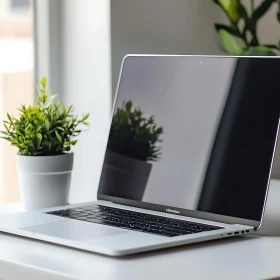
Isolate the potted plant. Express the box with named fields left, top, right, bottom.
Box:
left=213, top=0, right=280, bottom=55
left=99, top=101, right=163, bottom=200
left=0, top=77, right=89, bottom=210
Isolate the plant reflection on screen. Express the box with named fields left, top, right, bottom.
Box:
left=108, top=100, right=163, bottom=162
left=99, top=101, right=163, bottom=200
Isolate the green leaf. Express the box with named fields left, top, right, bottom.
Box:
left=215, top=24, right=242, bottom=38
left=277, top=2, right=280, bottom=24
left=55, top=130, right=62, bottom=143
left=65, top=140, right=78, bottom=146
left=252, top=0, right=276, bottom=22
left=36, top=125, right=43, bottom=133
left=45, top=118, right=50, bottom=130
left=2, top=76, right=89, bottom=156
left=215, top=0, right=242, bottom=23
left=262, top=44, right=280, bottom=52
left=218, top=29, right=244, bottom=55
left=7, top=113, right=12, bottom=122
left=56, top=126, right=65, bottom=131
left=215, top=0, right=230, bottom=7
left=243, top=46, right=277, bottom=56
left=214, top=0, right=231, bottom=11
left=4, top=123, right=9, bottom=132
left=83, top=113, right=90, bottom=120
left=36, top=133, right=42, bottom=147
left=0, top=136, right=10, bottom=141
left=0, top=131, right=9, bottom=136
left=62, top=105, right=66, bottom=115
left=227, top=0, right=242, bottom=23
left=67, top=105, right=73, bottom=114
left=70, top=140, right=78, bottom=145
left=40, top=76, right=47, bottom=88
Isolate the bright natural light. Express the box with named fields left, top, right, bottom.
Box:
left=0, top=0, right=34, bottom=204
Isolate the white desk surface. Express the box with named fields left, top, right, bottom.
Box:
left=0, top=204, right=279, bottom=280
left=0, top=226, right=279, bottom=279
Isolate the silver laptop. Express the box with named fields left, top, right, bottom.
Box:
left=0, top=55, right=279, bottom=256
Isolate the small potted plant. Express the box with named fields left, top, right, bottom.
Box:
left=0, top=77, right=89, bottom=210
left=99, top=101, right=163, bottom=200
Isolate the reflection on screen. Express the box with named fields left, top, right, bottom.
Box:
left=98, top=56, right=280, bottom=221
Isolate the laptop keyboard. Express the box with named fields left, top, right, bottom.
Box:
left=46, top=205, right=222, bottom=237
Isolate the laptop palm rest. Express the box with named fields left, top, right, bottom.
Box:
left=21, top=220, right=128, bottom=243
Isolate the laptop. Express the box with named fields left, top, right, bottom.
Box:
left=0, top=55, right=280, bottom=256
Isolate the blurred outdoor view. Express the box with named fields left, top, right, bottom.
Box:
left=0, top=0, right=34, bottom=204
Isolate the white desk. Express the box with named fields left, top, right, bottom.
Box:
left=1, top=179, right=280, bottom=280
left=0, top=231, right=280, bottom=280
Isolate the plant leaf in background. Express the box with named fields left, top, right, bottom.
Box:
left=213, top=0, right=280, bottom=55
left=218, top=29, right=244, bottom=55
left=40, top=76, right=46, bottom=88
left=226, top=0, right=242, bottom=23
left=215, top=24, right=243, bottom=38
left=216, top=0, right=231, bottom=9
left=243, top=46, right=276, bottom=55
left=215, top=0, right=242, bottom=23
left=252, top=0, right=276, bottom=22
left=277, top=0, right=280, bottom=23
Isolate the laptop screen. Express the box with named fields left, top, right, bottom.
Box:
left=98, top=56, right=280, bottom=222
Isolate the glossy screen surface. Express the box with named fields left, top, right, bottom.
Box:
left=98, top=56, right=280, bottom=222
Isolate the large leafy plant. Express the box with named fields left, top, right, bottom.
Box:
left=109, top=101, right=163, bottom=162
left=0, top=77, right=89, bottom=156
left=213, top=0, right=280, bottom=55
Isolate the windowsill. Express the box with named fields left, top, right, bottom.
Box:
left=0, top=203, right=23, bottom=214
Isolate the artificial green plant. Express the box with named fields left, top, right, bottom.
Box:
left=213, top=0, right=280, bottom=55
left=0, top=76, right=89, bottom=156
left=109, top=100, right=163, bottom=162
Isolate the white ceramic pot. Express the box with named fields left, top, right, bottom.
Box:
left=17, top=153, right=74, bottom=210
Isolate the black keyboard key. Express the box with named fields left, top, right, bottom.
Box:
left=46, top=205, right=222, bottom=237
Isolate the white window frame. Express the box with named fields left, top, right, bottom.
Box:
left=34, top=0, right=111, bottom=203
left=34, top=0, right=59, bottom=91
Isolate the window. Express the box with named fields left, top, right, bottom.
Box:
left=11, top=0, right=30, bottom=10
left=0, top=0, right=34, bottom=204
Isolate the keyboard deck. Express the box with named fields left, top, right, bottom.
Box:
left=46, top=205, right=222, bottom=237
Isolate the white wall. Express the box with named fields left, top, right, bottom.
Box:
left=53, top=0, right=111, bottom=203
left=111, top=0, right=280, bottom=91
left=111, top=0, right=225, bottom=93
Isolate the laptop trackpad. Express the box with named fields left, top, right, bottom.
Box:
left=22, top=220, right=127, bottom=242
